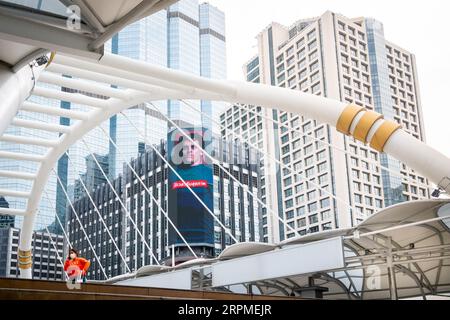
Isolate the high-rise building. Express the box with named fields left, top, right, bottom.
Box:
left=55, top=1, right=226, bottom=234
left=199, top=2, right=227, bottom=132
left=221, top=11, right=430, bottom=243
left=0, top=83, right=60, bottom=232
left=73, top=153, right=109, bottom=201
left=66, top=137, right=262, bottom=279
left=0, top=227, right=64, bottom=280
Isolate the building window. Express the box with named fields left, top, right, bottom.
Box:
left=321, top=210, right=332, bottom=220
left=312, top=83, right=321, bottom=94
left=276, top=54, right=284, bottom=64
left=286, top=210, right=295, bottom=219
left=308, top=202, right=317, bottom=213
left=309, top=214, right=319, bottom=224
left=286, top=46, right=294, bottom=57
left=322, top=222, right=332, bottom=230
left=307, top=30, right=316, bottom=41
left=310, top=61, right=319, bottom=72
left=298, top=218, right=306, bottom=228
left=308, top=40, right=317, bottom=51
left=297, top=206, right=305, bottom=216
left=320, top=198, right=330, bottom=209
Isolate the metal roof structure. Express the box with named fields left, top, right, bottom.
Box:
left=0, top=0, right=179, bottom=66
left=113, top=200, right=450, bottom=300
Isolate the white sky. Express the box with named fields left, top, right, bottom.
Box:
left=207, top=0, right=450, bottom=158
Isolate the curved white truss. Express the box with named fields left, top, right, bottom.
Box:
left=0, top=52, right=449, bottom=278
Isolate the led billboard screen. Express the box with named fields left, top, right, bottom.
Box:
left=167, top=127, right=214, bottom=247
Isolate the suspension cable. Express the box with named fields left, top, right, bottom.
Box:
left=96, top=126, right=198, bottom=259
left=344, top=213, right=450, bottom=240
left=64, top=151, right=132, bottom=273
left=179, top=99, right=359, bottom=222
left=149, top=102, right=302, bottom=238
left=42, top=189, right=72, bottom=248
left=80, top=138, right=160, bottom=266
left=52, top=170, right=109, bottom=279
left=43, top=224, right=69, bottom=281
left=120, top=111, right=239, bottom=244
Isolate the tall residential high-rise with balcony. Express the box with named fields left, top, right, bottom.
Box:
left=221, top=11, right=430, bottom=243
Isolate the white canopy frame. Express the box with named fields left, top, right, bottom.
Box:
left=0, top=52, right=449, bottom=278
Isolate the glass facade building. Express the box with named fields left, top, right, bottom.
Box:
left=0, top=1, right=226, bottom=239
left=199, top=2, right=227, bottom=132
left=52, top=1, right=226, bottom=237
left=366, top=18, right=404, bottom=207
left=0, top=83, right=59, bottom=231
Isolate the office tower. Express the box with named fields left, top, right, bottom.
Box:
left=55, top=1, right=226, bottom=232
left=0, top=227, right=64, bottom=280
left=66, top=137, right=262, bottom=279
left=0, top=82, right=60, bottom=232
left=199, top=2, right=227, bottom=132
left=0, top=197, right=14, bottom=228
left=221, top=11, right=430, bottom=243
left=73, top=153, right=109, bottom=201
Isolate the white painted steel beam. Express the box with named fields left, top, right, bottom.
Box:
left=0, top=151, right=45, bottom=162
left=0, top=135, right=58, bottom=148
left=21, top=101, right=89, bottom=120
left=0, top=60, right=45, bottom=137
left=11, top=119, right=72, bottom=133
left=39, top=72, right=129, bottom=100
left=0, top=188, right=31, bottom=198
left=52, top=55, right=199, bottom=94
left=48, top=63, right=227, bottom=102
left=0, top=208, right=27, bottom=216
left=32, top=87, right=109, bottom=108
left=0, top=170, right=36, bottom=180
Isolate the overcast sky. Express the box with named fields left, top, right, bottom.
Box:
left=207, top=0, right=450, bottom=158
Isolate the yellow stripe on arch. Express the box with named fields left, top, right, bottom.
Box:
left=370, top=120, right=402, bottom=152
left=336, top=104, right=365, bottom=135
left=353, top=111, right=383, bottom=143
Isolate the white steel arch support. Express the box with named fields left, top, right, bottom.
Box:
left=1, top=52, right=447, bottom=278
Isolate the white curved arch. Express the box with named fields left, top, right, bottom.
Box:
left=1, top=52, right=449, bottom=278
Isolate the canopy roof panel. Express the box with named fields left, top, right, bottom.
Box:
left=0, top=0, right=179, bottom=66
left=113, top=200, right=450, bottom=299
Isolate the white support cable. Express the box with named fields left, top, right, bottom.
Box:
left=64, top=151, right=132, bottom=273
left=97, top=126, right=199, bottom=259
left=344, top=213, right=450, bottom=241
left=119, top=111, right=239, bottom=244
left=44, top=224, right=69, bottom=281
left=79, top=137, right=161, bottom=266
left=148, top=102, right=302, bottom=238
left=52, top=170, right=110, bottom=279
left=240, top=104, right=421, bottom=190
left=179, top=99, right=359, bottom=220
left=42, top=189, right=72, bottom=248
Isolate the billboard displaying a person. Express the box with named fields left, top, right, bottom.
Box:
left=167, top=127, right=214, bottom=249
